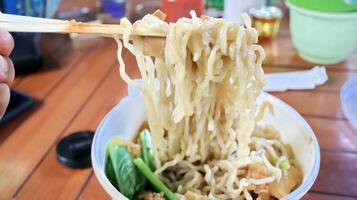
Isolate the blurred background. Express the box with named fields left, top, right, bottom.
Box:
left=0, top=0, right=285, bottom=75
left=2, top=0, right=357, bottom=74
left=1, top=0, right=357, bottom=126
left=0, top=1, right=357, bottom=199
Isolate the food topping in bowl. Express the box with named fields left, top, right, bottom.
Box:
left=106, top=129, right=179, bottom=200
left=104, top=104, right=302, bottom=199
left=104, top=10, right=303, bottom=199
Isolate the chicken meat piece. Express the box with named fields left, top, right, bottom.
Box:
left=185, top=191, right=207, bottom=200
left=137, top=192, right=165, bottom=200
left=269, top=165, right=302, bottom=199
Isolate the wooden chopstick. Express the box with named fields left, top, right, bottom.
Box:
left=0, top=12, right=166, bottom=37
left=0, top=11, right=237, bottom=57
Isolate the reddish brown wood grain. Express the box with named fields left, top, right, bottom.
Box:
left=79, top=174, right=111, bottom=200
left=0, top=38, right=103, bottom=144
left=306, top=117, right=357, bottom=152
left=14, top=39, right=102, bottom=99
left=11, top=76, right=23, bottom=87
left=303, top=192, right=356, bottom=200
left=0, top=4, right=356, bottom=199
left=15, top=51, right=139, bottom=200
left=39, top=34, right=70, bottom=57
left=312, top=151, right=357, bottom=197
left=272, top=90, right=345, bottom=119
left=0, top=39, right=117, bottom=199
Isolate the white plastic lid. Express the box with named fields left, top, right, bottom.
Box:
left=248, top=6, right=283, bottom=19
left=341, top=76, right=357, bottom=129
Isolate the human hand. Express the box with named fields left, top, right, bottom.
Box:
left=0, top=29, right=15, bottom=118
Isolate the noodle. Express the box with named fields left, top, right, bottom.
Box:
left=114, top=12, right=301, bottom=199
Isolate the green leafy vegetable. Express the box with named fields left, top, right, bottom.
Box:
left=270, top=155, right=278, bottom=164
left=279, top=159, right=290, bottom=170
left=105, top=146, right=117, bottom=187
left=105, top=141, right=146, bottom=199
left=133, top=158, right=179, bottom=200
left=270, top=155, right=291, bottom=171
left=140, top=129, right=156, bottom=171
left=111, top=136, right=141, bottom=157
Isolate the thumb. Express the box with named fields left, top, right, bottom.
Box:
left=0, top=56, right=15, bottom=85
left=0, top=83, right=10, bottom=118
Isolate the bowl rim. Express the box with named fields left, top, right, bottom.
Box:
left=92, top=93, right=321, bottom=200
left=286, top=1, right=357, bottom=19
left=92, top=117, right=128, bottom=200
left=263, top=93, right=321, bottom=199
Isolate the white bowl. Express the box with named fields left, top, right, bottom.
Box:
left=92, top=92, right=320, bottom=200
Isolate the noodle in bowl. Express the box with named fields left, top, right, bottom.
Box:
left=92, top=12, right=319, bottom=199
left=92, top=92, right=320, bottom=199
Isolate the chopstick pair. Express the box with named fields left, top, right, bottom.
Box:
left=0, top=10, right=237, bottom=57
left=0, top=11, right=166, bottom=37
left=0, top=11, right=167, bottom=56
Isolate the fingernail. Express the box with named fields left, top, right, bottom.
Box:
left=0, top=57, right=5, bottom=83
left=0, top=83, right=10, bottom=118
left=0, top=56, right=14, bottom=84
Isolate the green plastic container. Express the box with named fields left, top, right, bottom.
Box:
left=287, top=1, right=357, bottom=64
left=288, top=0, right=357, bottom=12
left=206, top=0, right=224, bottom=10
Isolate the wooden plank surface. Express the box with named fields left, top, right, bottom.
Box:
left=1, top=7, right=357, bottom=200
left=272, top=91, right=344, bottom=119
left=306, top=117, right=357, bottom=152
left=79, top=173, right=111, bottom=200
left=312, top=151, right=357, bottom=197
left=14, top=50, right=139, bottom=200
left=14, top=39, right=100, bottom=100
left=303, top=192, right=357, bottom=200
left=0, top=37, right=99, bottom=144
left=0, top=38, right=116, bottom=199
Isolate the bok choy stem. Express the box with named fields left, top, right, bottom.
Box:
left=133, top=158, right=179, bottom=200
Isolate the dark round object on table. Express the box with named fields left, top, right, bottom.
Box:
left=56, top=131, right=95, bottom=168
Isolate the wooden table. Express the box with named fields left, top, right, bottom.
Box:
left=0, top=19, right=357, bottom=200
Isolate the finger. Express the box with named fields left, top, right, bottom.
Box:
left=0, top=83, right=10, bottom=118
left=0, top=29, right=15, bottom=56
left=0, top=56, right=15, bottom=85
